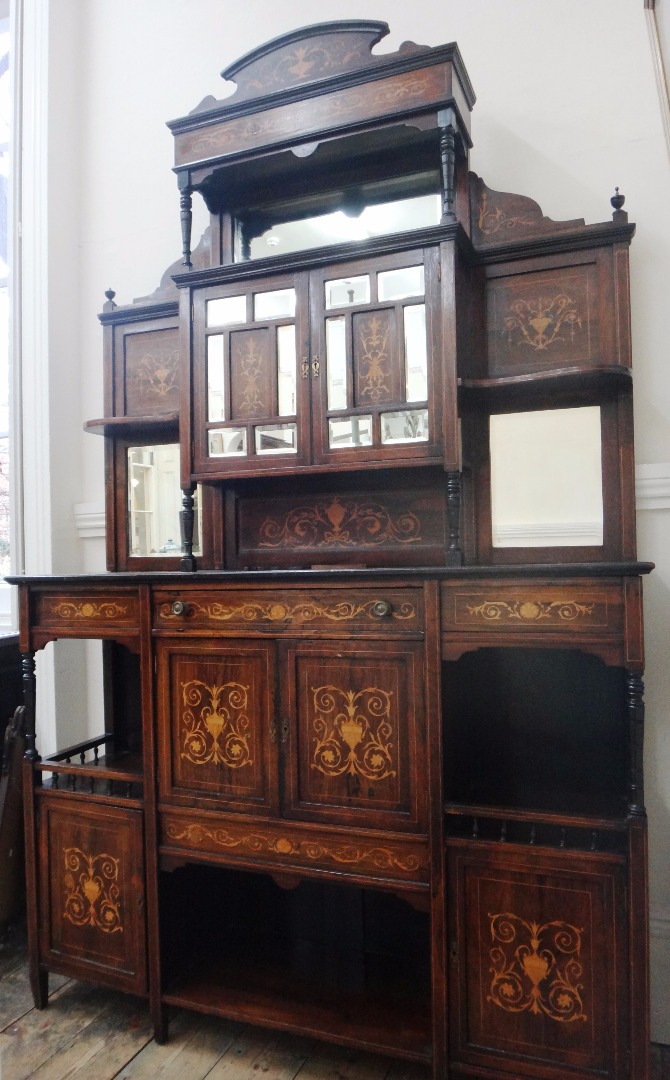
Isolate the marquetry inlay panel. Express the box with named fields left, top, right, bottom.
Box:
left=63, top=848, right=123, bottom=935
left=35, top=592, right=140, bottom=633
left=174, top=66, right=449, bottom=166
left=448, top=842, right=626, bottom=1076
left=159, top=645, right=274, bottom=811
left=441, top=582, right=622, bottom=637
left=353, top=310, right=400, bottom=405
left=154, top=587, right=422, bottom=632
left=161, top=814, right=429, bottom=882
left=124, top=327, right=180, bottom=415
left=230, top=329, right=272, bottom=421
left=311, top=684, right=396, bottom=783
left=487, top=912, right=587, bottom=1023
left=180, top=678, right=254, bottom=769
left=487, top=265, right=598, bottom=374
left=258, top=496, right=422, bottom=550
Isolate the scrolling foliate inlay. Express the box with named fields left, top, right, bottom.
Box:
left=358, top=315, right=391, bottom=402
left=477, top=190, right=535, bottom=236
left=488, top=912, right=588, bottom=1023
left=466, top=600, right=595, bottom=623
left=312, top=685, right=396, bottom=782
left=259, top=495, right=422, bottom=549
left=503, top=294, right=583, bottom=352
left=49, top=601, right=129, bottom=620
left=180, top=680, right=254, bottom=768
left=238, top=338, right=265, bottom=415
left=164, top=820, right=425, bottom=875
left=159, top=596, right=416, bottom=624
left=131, top=348, right=179, bottom=399
left=63, top=848, right=122, bottom=934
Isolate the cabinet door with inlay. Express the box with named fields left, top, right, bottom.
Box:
left=281, top=639, right=427, bottom=831
left=38, top=797, right=146, bottom=994
left=447, top=840, right=629, bottom=1079
left=309, top=248, right=442, bottom=468
left=156, top=638, right=279, bottom=815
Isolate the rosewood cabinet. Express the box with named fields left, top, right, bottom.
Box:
left=14, top=20, right=651, bottom=1080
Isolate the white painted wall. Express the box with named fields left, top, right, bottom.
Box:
left=22, top=0, right=670, bottom=1041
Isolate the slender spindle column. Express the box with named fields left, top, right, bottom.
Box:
left=22, top=652, right=38, bottom=761
left=180, top=485, right=197, bottom=572
left=179, top=178, right=193, bottom=268
left=439, top=108, right=457, bottom=222
left=446, top=470, right=463, bottom=565
left=626, top=672, right=645, bottom=815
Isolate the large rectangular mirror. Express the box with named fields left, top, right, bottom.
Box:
left=490, top=406, right=603, bottom=547
left=128, top=444, right=202, bottom=557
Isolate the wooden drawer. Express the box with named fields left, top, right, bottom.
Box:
left=33, top=590, right=140, bottom=635
left=160, top=809, right=430, bottom=886
left=153, top=587, right=423, bottom=634
left=441, top=580, right=623, bottom=637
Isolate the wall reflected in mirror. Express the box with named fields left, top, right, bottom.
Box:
left=128, top=444, right=202, bottom=557
left=490, top=406, right=603, bottom=547
left=243, top=193, right=441, bottom=261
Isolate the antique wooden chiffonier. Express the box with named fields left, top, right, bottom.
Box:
left=12, top=22, right=652, bottom=1080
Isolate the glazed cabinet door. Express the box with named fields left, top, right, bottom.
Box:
left=156, top=638, right=280, bottom=815
left=281, top=639, right=427, bottom=832
left=192, top=271, right=311, bottom=477
left=38, top=797, right=146, bottom=994
left=447, top=840, right=629, bottom=1080
left=309, top=247, right=442, bottom=467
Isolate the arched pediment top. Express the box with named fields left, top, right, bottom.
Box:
left=187, top=21, right=436, bottom=114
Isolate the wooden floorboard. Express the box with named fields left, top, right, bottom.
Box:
left=0, top=925, right=667, bottom=1079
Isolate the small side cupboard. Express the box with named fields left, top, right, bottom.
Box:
left=12, top=21, right=650, bottom=1079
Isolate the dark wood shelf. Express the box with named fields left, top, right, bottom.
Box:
left=84, top=414, right=179, bottom=438
left=163, top=954, right=432, bottom=1063
left=459, top=365, right=632, bottom=410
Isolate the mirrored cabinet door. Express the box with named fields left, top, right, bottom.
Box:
left=309, top=249, right=441, bottom=466
left=192, top=272, right=311, bottom=476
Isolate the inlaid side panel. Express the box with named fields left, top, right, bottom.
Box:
left=156, top=639, right=279, bottom=815
left=38, top=797, right=146, bottom=994
left=123, top=327, right=180, bottom=416
left=229, top=328, right=274, bottom=421
left=283, top=640, right=426, bottom=831
left=486, top=263, right=599, bottom=376
left=448, top=841, right=627, bottom=1079
left=235, top=486, right=447, bottom=568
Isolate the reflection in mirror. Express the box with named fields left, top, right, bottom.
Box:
left=128, top=445, right=201, bottom=557
left=255, top=423, right=298, bottom=454
left=245, top=193, right=441, bottom=261
left=490, top=406, right=603, bottom=547
left=207, top=334, right=225, bottom=421
left=381, top=409, right=429, bottom=444
left=328, top=415, right=373, bottom=448
left=403, top=305, right=428, bottom=401
left=326, top=317, right=347, bottom=410
left=378, top=265, right=424, bottom=302
left=325, top=276, right=370, bottom=309
left=276, top=325, right=297, bottom=416
left=207, top=294, right=246, bottom=328
left=208, top=427, right=248, bottom=457
left=253, top=288, right=296, bottom=321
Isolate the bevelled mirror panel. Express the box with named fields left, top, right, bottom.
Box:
left=128, top=444, right=202, bottom=557
left=490, top=406, right=603, bottom=547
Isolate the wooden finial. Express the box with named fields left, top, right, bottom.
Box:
left=611, top=187, right=627, bottom=222
left=103, top=288, right=117, bottom=312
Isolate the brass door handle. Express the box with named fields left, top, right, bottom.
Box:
left=312, top=356, right=320, bottom=376
left=301, top=357, right=310, bottom=379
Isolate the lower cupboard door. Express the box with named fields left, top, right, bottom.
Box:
left=39, top=797, right=147, bottom=994
left=447, top=841, right=629, bottom=1079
